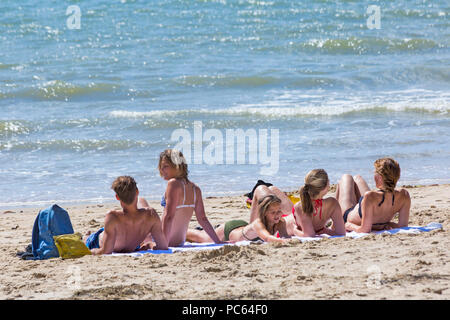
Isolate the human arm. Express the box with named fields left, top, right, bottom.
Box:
left=252, top=219, right=287, bottom=243
left=319, top=199, right=346, bottom=236
left=284, top=214, right=307, bottom=237
left=140, top=209, right=169, bottom=250
left=296, top=207, right=317, bottom=237
left=276, top=219, right=291, bottom=239
left=90, top=212, right=117, bottom=255
left=396, top=189, right=411, bottom=228
left=161, top=179, right=180, bottom=243
left=194, top=187, right=223, bottom=244
left=344, top=221, right=363, bottom=232
left=149, top=210, right=169, bottom=250
left=352, top=193, right=375, bottom=233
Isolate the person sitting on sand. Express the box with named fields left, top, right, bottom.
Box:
left=186, top=195, right=290, bottom=243
left=159, top=149, right=222, bottom=246
left=336, top=157, right=411, bottom=233
left=84, top=176, right=168, bottom=254
left=249, top=169, right=346, bottom=238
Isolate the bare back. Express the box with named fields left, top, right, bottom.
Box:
left=100, top=208, right=160, bottom=253
left=162, top=178, right=198, bottom=246
left=293, top=198, right=335, bottom=231
left=347, top=188, right=410, bottom=226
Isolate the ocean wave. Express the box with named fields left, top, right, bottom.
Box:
left=173, top=75, right=280, bottom=87
left=109, top=98, right=449, bottom=119
left=300, top=37, right=442, bottom=54
left=0, top=120, right=33, bottom=137
left=0, top=139, right=157, bottom=152
left=168, top=62, right=450, bottom=90
left=0, top=63, right=20, bottom=70
left=7, top=81, right=120, bottom=101
left=388, top=9, right=447, bottom=19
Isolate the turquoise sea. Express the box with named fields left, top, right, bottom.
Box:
left=1, top=0, right=449, bottom=207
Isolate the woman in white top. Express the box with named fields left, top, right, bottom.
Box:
left=159, top=149, right=222, bottom=246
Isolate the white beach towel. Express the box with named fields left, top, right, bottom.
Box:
left=109, top=222, right=443, bottom=257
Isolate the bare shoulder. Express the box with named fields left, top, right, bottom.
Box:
left=104, top=210, right=121, bottom=225
left=324, top=196, right=339, bottom=207
left=140, top=207, right=160, bottom=220
left=187, top=181, right=202, bottom=201
left=166, top=179, right=184, bottom=197
left=398, top=188, right=410, bottom=197
left=167, top=178, right=180, bottom=188
left=192, top=182, right=202, bottom=194
left=105, top=209, right=122, bottom=218
left=190, top=181, right=200, bottom=189
left=397, top=188, right=411, bottom=202
left=363, top=190, right=380, bottom=204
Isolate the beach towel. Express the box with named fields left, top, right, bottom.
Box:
left=109, top=222, right=443, bottom=257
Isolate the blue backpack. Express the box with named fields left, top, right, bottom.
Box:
left=31, top=204, right=74, bottom=260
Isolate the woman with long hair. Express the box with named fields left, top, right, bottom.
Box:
left=337, top=157, right=411, bottom=233
left=186, top=194, right=290, bottom=243
left=158, top=149, right=222, bottom=246
left=249, top=169, right=346, bottom=237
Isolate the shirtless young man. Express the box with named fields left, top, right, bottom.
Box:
left=85, top=176, right=168, bottom=254
left=159, top=149, right=222, bottom=246
left=336, top=157, right=411, bottom=233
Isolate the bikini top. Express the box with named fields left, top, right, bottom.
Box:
left=377, top=189, right=394, bottom=206
left=289, top=199, right=323, bottom=220
left=278, top=199, right=324, bottom=236
left=286, top=199, right=323, bottom=228
left=241, top=228, right=262, bottom=242
left=161, top=180, right=196, bottom=209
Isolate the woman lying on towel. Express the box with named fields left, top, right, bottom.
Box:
left=159, top=149, right=223, bottom=247
left=186, top=195, right=290, bottom=243
left=336, top=157, right=411, bottom=233
left=249, top=169, right=346, bottom=238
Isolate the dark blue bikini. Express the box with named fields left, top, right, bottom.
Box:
left=343, top=190, right=395, bottom=223
left=343, top=196, right=363, bottom=223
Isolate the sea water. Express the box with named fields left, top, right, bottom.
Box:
left=1, top=0, right=449, bottom=207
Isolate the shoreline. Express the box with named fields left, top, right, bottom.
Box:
left=1, top=182, right=447, bottom=211
left=1, top=183, right=449, bottom=300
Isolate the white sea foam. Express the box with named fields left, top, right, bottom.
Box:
left=109, top=91, right=449, bottom=119
left=0, top=197, right=111, bottom=209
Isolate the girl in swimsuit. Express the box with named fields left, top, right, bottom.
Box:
left=186, top=195, right=290, bottom=243
left=336, top=157, right=411, bottom=233
left=159, top=149, right=222, bottom=246
left=250, top=169, right=346, bottom=238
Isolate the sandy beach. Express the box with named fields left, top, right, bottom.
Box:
left=0, top=184, right=449, bottom=300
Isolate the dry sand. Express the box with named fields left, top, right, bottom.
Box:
left=1, top=184, right=449, bottom=300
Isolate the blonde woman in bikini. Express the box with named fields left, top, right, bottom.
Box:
left=159, top=149, right=222, bottom=246
left=186, top=195, right=290, bottom=243
left=336, top=157, right=411, bottom=233
left=249, top=169, right=346, bottom=238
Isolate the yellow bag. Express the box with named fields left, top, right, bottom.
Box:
left=53, top=233, right=92, bottom=259
left=288, top=195, right=301, bottom=204
left=246, top=194, right=300, bottom=209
